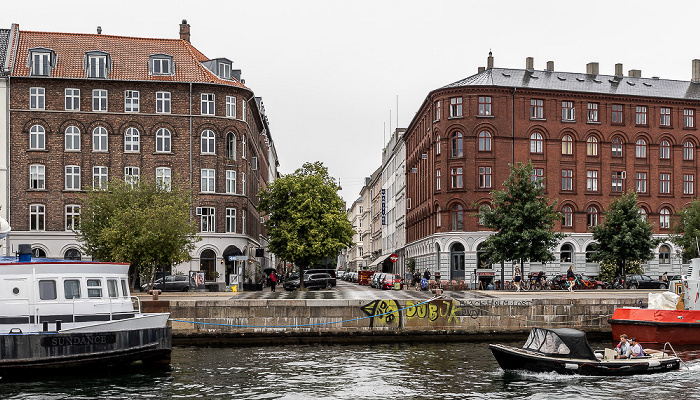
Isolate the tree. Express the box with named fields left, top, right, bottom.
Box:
left=478, top=161, right=564, bottom=276
left=590, top=191, right=658, bottom=285
left=257, top=162, right=354, bottom=282
left=671, top=199, right=700, bottom=260
left=76, top=180, right=200, bottom=289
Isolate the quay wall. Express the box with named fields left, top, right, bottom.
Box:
left=143, top=297, right=646, bottom=345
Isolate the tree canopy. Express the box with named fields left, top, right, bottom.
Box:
left=671, top=198, right=700, bottom=260
left=257, top=161, right=354, bottom=271
left=479, top=161, right=564, bottom=272
left=76, top=180, right=200, bottom=287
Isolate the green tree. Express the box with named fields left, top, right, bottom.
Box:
left=590, top=191, right=658, bottom=285
left=77, top=180, right=200, bottom=289
left=478, top=161, right=564, bottom=276
left=257, top=162, right=354, bottom=282
left=671, top=199, right=700, bottom=260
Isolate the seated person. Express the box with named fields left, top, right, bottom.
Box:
left=629, top=338, right=644, bottom=357
left=615, top=334, right=630, bottom=359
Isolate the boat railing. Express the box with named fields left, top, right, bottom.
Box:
left=131, top=296, right=142, bottom=314
left=662, top=342, right=689, bottom=369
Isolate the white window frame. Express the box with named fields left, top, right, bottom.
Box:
left=156, top=91, right=171, bottom=113
left=226, top=96, right=236, bottom=118
left=92, top=127, right=108, bottom=152
left=30, top=204, right=45, bottom=231
left=478, top=96, right=492, bottom=116
left=124, top=127, right=140, bottom=153
left=124, top=90, right=140, bottom=112
left=200, top=207, right=216, bottom=233
left=242, top=101, right=246, bottom=122
left=225, top=208, right=237, bottom=233
left=660, top=107, right=671, bottom=127
left=562, top=101, right=575, bottom=121
left=587, top=102, right=599, bottom=122
left=684, top=174, right=695, bottom=195
left=684, top=109, right=695, bottom=128
left=201, top=168, right=216, bottom=193
left=201, top=130, right=215, bottom=154
left=92, top=89, right=108, bottom=111
left=30, top=164, right=45, bottom=190
left=92, top=166, right=108, bottom=190
left=586, top=170, right=598, bottom=192
left=65, top=88, right=80, bottom=111
left=219, top=62, right=232, bottom=79
left=30, top=125, right=46, bottom=150
left=636, top=106, right=648, bottom=125
left=660, top=208, right=671, bottom=229
left=659, top=140, right=671, bottom=159
left=201, top=93, right=215, bottom=115
left=226, top=170, right=237, bottom=194
left=65, top=205, right=81, bottom=231
left=65, top=126, right=80, bottom=151
left=155, top=128, right=171, bottom=153
left=30, top=51, right=51, bottom=76
left=449, top=97, right=462, bottom=117
left=636, top=172, right=647, bottom=193
left=156, top=167, right=171, bottom=190
left=151, top=57, right=172, bottom=75
left=435, top=169, right=441, bottom=191
left=87, top=55, right=108, bottom=78
left=242, top=209, right=247, bottom=234
left=124, top=166, right=140, bottom=187
left=660, top=173, right=671, bottom=194
left=30, top=87, right=45, bottom=110
left=65, top=165, right=81, bottom=190
left=241, top=172, right=246, bottom=196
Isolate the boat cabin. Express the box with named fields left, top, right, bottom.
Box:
left=523, top=327, right=598, bottom=360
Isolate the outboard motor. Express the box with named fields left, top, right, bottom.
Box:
left=683, top=258, right=700, bottom=310
left=17, top=244, right=31, bottom=262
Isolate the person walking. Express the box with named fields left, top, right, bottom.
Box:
left=567, top=265, right=575, bottom=292
left=512, top=266, right=522, bottom=292
left=270, top=272, right=277, bottom=292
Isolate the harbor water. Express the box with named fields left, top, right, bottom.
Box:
left=3, top=341, right=700, bottom=399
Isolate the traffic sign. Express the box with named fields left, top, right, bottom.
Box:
left=389, top=254, right=398, bottom=263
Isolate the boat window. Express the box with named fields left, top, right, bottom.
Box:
left=39, top=280, right=57, bottom=300
left=121, top=279, right=129, bottom=298
left=64, top=279, right=81, bottom=299
left=107, top=279, right=119, bottom=298
left=87, top=279, right=103, bottom=298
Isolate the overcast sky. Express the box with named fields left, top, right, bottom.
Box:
left=4, top=0, right=700, bottom=203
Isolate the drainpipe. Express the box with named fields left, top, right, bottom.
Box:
left=189, top=82, right=193, bottom=269
left=512, top=87, right=516, bottom=165
left=5, top=75, right=10, bottom=256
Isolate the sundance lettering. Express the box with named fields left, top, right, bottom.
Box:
left=41, top=334, right=116, bottom=347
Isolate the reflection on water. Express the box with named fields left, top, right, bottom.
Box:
left=3, top=341, right=700, bottom=399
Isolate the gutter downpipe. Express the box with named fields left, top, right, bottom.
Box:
left=189, top=81, right=193, bottom=271
left=512, top=87, right=516, bottom=166
left=5, top=75, right=9, bottom=256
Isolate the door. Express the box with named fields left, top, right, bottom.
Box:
left=450, top=243, right=465, bottom=280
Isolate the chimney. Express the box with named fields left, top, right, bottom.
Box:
left=629, top=69, right=642, bottom=78
left=586, top=62, right=599, bottom=75
left=546, top=61, right=554, bottom=71
left=179, top=19, right=191, bottom=42
left=526, top=57, right=534, bottom=71
left=615, top=63, right=623, bottom=77
left=487, top=51, right=493, bottom=69
left=693, top=60, right=700, bottom=83
left=478, top=66, right=485, bottom=73
left=96, top=26, right=102, bottom=35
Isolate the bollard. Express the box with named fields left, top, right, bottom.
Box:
left=151, top=289, right=161, bottom=300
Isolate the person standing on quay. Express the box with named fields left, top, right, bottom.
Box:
left=270, top=272, right=277, bottom=292
left=567, top=265, right=575, bottom=292
left=512, top=266, right=522, bottom=292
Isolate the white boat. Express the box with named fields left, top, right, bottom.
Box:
left=0, top=245, right=171, bottom=378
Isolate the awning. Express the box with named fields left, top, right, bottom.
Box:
left=368, top=254, right=391, bottom=267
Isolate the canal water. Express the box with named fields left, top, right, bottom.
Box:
left=3, top=341, right=700, bottom=399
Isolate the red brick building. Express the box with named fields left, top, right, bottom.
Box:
left=405, top=54, right=700, bottom=287
left=5, top=21, right=279, bottom=286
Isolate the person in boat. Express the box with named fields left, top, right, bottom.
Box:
left=629, top=338, right=644, bottom=357
left=615, top=334, right=630, bottom=359
left=512, top=267, right=522, bottom=292
left=567, top=265, right=575, bottom=292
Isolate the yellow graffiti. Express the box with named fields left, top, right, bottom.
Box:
left=360, top=299, right=401, bottom=327
left=404, top=300, right=460, bottom=324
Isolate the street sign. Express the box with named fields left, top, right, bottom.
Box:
left=389, top=254, right=398, bottom=263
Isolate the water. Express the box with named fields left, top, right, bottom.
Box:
left=4, top=341, right=700, bottom=399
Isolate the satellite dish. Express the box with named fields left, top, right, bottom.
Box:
left=0, top=217, right=11, bottom=240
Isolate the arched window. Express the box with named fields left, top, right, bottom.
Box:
left=92, top=126, right=108, bottom=152
left=659, top=244, right=671, bottom=264
left=156, top=128, right=171, bottom=153
left=124, top=127, right=140, bottom=152
left=562, top=205, right=573, bottom=227
left=64, top=248, right=81, bottom=260
left=587, top=206, right=599, bottom=227
left=638, top=207, right=648, bottom=222
left=226, top=131, right=236, bottom=160
left=65, top=126, right=80, bottom=151
left=560, top=243, right=573, bottom=262
left=660, top=207, right=671, bottom=229
left=451, top=132, right=463, bottom=157
left=479, top=204, right=491, bottom=225
left=684, top=141, right=695, bottom=160
left=478, top=131, right=491, bottom=151
left=32, top=248, right=47, bottom=258
left=611, top=137, right=623, bottom=157
left=561, top=134, right=573, bottom=155
left=636, top=138, right=647, bottom=158
left=201, top=130, right=215, bottom=154
left=585, top=244, right=596, bottom=262
left=530, top=132, right=543, bottom=153
left=660, top=140, right=671, bottom=159
left=586, top=136, right=598, bottom=156
left=435, top=135, right=441, bottom=155
left=436, top=206, right=441, bottom=227
left=451, top=204, right=463, bottom=231
left=30, top=125, right=46, bottom=150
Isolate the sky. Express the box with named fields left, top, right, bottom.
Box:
left=4, top=0, right=700, bottom=204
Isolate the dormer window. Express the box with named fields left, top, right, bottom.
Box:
left=219, top=62, right=231, bottom=79
left=28, top=48, right=56, bottom=76
left=150, top=54, right=174, bottom=75
left=85, top=51, right=111, bottom=78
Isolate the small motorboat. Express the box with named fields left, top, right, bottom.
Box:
left=489, top=327, right=681, bottom=376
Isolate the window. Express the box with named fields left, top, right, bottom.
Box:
left=531, top=168, right=544, bottom=188
left=530, top=132, right=543, bottom=153
left=639, top=207, right=648, bottom=222
left=562, top=206, right=573, bottom=227
left=65, top=88, right=80, bottom=111
left=478, top=204, right=490, bottom=225
left=30, top=87, right=45, bottom=110
left=660, top=107, right=671, bottom=127
left=124, top=127, right=140, bottom=152
left=30, top=50, right=52, bottom=76
left=684, top=174, right=694, bottom=195
left=435, top=135, right=441, bottom=155
left=611, top=137, right=623, bottom=157
left=449, top=97, right=462, bottom=117
left=659, top=140, right=671, bottom=159
left=65, top=165, right=81, bottom=190
left=87, top=279, right=102, bottom=298
left=586, top=170, right=598, bottom=191
left=66, top=205, right=80, bottom=231
left=562, top=101, right=575, bottom=121
left=219, top=62, right=232, bottom=79
left=684, top=141, right=695, bottom=160
left=107, top=279, right=119, bottom=298
left=151, top=55, right=173, bottom=75
left=92, top=89, right=107, bottom=111
left=87, top=54, right=108, bottom=78
left=124, top=166, right=140, bottom=187
left=660, top=208, right=671, bottom=229
left=226, top=96, right=236, bottom=118
left=39, top=280, right=57, bottom=300
left=636, top=106, right=647, bottom=125
left=93, top=166, right=108, bottom=189
left=92, top=127, right=108, bottom=152
left=587, top=206, right=599, bottom=227
left=156, top=128, right=171, bottom=152
left=242, top=101, right=246, bottom=122
left=561, top=135, right=573, bottom=155
left=451, top=132, right=463, bottom=157
left=200, top=207, right=215, bottom=232
left=636, top=139, right=647, bottom=158
left=226, top=208, right=237, bottom=233
left=478, top=131, right=491, bottom=151
left=659, top=245, right=671, bottom=264
left=611, top=172, right=623, bottom=192
left=436, top=206, right=442, bottom=227
left=478, top=96, right=492, bottom=116
left=586, top=136, right=598, bottom=156
left=156, top=167, right=171, bottom=190
left=242, top=209, right=247, bottom=234
left=587, top=103, right=599, bottom=122
left=124, top=90, right=139, bottom=112
left=562, top=169, right=573, bottom=191
left=436, top=169, right=441, bottom=191
left=64, top=279, right=81, bottom=299
left=479, top=167, right=492, bottom=188
left=242, top=135, right=247, bottom=159
left=201, top=93, right=215, bottom=115
left=30, top=204, right=45, bottom=231
left=121, top=280, right=129, bottom=298
left=434, top=100, right=441, bottom=121
left=451, top=204, right=464, bottom=231
left=201, top=130, right=215, bottom=154
left=241, top=172, right=246, bottom=195
left=451, top=167, right=463, bottom=188
left=612, top=104, right=624, bottom=124
left=530, top=99, right=544, bottom=119
left=65, top=126, right=80, bottom=151
left=684, top=109, right=695, bottom=128
left=30, top=125, right=45, bottom=150
left=226, top=170, right=236, bottom=194
left=156, top=91, right=171, bottom=113
left=660, top=173, right=671, bottom=194
left=201, top=169, right=215, bottom=192
left=636, top=172, right=647, bottom=193
left=30, top=164, right=45, bottom=190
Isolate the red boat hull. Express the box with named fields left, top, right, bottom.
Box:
left=609, top=308, right=700, bottom=345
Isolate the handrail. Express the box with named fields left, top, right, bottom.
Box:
left=663, top=342, right=689, bottom=370
left=131, top=296, right=142, bottom=314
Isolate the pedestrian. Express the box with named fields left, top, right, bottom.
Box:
left=512, top=266, right=522, bottom=292
left=270, top=272, right=277, bottom=292
left=423, top=269, right=430, bottom=281
left=567, top=265, right=575, bottom=292
left=662, top=272, right=668, bottom=283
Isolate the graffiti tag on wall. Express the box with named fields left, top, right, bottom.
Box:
left=360, top=300, right=401, bottom=328
left=360, top=299, right=461, bottom=328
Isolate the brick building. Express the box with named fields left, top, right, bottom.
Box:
left=4, top=21, right=279, bottom=286
left=405, top=53, right=700, bottom=288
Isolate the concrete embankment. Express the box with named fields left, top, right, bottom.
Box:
left=142, top=295, right=645, bottom=345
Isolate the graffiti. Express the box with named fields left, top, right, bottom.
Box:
left=360, top=299, right=463, bottom=327
left=360, top=299, right=401, bottom=328
left=405, top=299, right=460, bottom=325
left=459, top=299, right=532, bottom=307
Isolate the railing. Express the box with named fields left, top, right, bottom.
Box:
left=131, top=296, right=142, bottom=314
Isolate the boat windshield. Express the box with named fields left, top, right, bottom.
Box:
left=524, top=328, right=571, bottom=355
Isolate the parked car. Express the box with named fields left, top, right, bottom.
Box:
left=284, top=274, right=301, bottom=291
left=303, top=273, right=336, bottom=290
left=370, top=273, right=385, bottom=288
left=141, top=275, right=190, bottom=292
left=624, top=274, right=668, bottom=290
left=381, top=274, right=404, bottom=290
